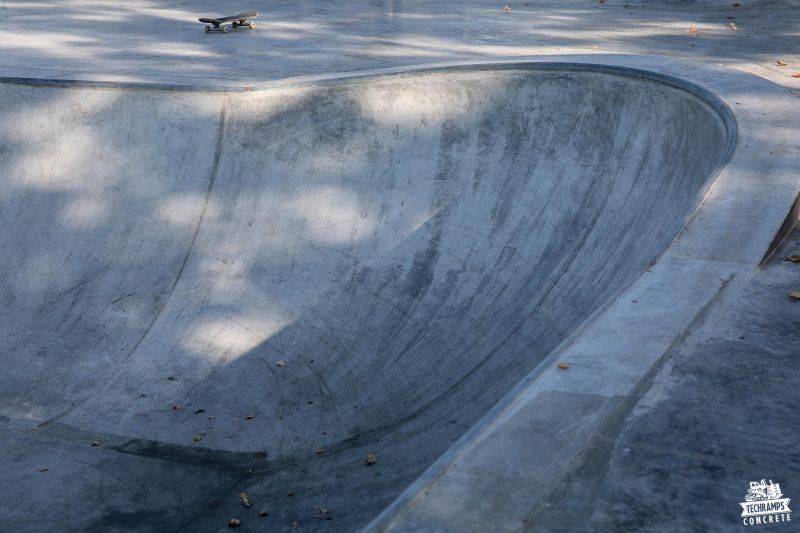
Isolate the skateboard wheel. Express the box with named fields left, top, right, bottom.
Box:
left=232, top=21, right=238, bottom=29
left=204, top=25, right=210, bottom=33
left=222, top=25, right=229, bottom=32
left=249, top=22, right=255, bottom=29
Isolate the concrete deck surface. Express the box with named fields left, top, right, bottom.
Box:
left=0, top=2, right=799, bottom=533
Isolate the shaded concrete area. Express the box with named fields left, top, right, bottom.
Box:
left=0, top=65, right=732, bottom=531
left=1, top=1, right=800, bottom=532
left=526, top=225, right=800, bottom=532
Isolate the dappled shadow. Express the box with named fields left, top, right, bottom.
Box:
left=0, top=0, right=799, bottom=93
left=0, top=65, right=741, bottom=530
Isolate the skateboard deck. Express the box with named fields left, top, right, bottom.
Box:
left=200, top=11, right=258, bottom=32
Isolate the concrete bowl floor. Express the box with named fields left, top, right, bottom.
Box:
left=1, top=2, right=799, bottom=533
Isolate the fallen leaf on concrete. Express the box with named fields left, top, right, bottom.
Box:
left=788, top=255, right=800, bottom=262
left=777, top=60, right=788, bottom=66
left=37, top=467, right=48, bottom=472
left=258, top=510, right=270, bottom=517
left=245, top=415, right=255, bottom=420
left=228, top=518, right=241, bottom=528
left=315, top=447, right=325, bottom=455
left=172, top=404, right=181, bottom=411
left=292, top=521, right=300, bottom=529
left=790, top=291, right=800, bottom=300
left=194, top=409, right=205, bottom=414
left=688, top=26, right=698, bottom=33
left=287, top=490, right=294, bottom=497
left=558, top=362, right=571, bottom=370
left=365, top=452, right=378, bottom=465
left=729, top=22, right=737, bottom=29
left=239, top=492, right=250, bottom=507
left=276, top=360, right=287, bottom=367
left=503, top=4, right=511, bottom=12
left=91, top=440, right=100, bottom=447
left=192, top=433, right=204, bottom=442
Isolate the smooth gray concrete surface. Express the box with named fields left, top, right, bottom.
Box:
left=1, top=0, right=800, bottom=98
left=521, top=223, right=800, bottom=532
left=0, top=64, right=735, bottom=531
left=1, top=2, right=800, bottom=533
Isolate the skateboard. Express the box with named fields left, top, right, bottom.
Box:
left=199, top=11, right=258, bottom=33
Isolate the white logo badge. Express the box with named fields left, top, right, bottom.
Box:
left=740, top=479, right=792, bottom=526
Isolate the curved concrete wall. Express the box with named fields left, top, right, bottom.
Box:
left=0, top=67, right=733, bottom=530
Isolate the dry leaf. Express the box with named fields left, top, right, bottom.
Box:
left=172, top=404, right=181, bottom=410
left=558, top=362, right=571, bottom=370
left=91, top=440, right=100, bottom=447
left=245, top=415, right=255, bottom=420
left=315, top=447, right=325, bottom=455
left=287, top=490, right=294, bottom=497
left=688, top=26, right=698, bottom=33
left=258, top=511, right=270, bottom=517
left=194, top=409, right=206, bottom=414
left=788, top=255, right=800, bottom=262
left=228, top=518, right=241, bottom=528
left=365, top=452, right=378, bottom=465
left=192, top=433, right=204, bottom=442
left=239, top=492, right=251, bottom=507
left=790, top=291, right=800, bottom=300
left=37, top=467, right=48, bottom=472
left=292, top=521, right=300, bottom=529
left=777, top=60, right=788, bottom=66
left=503, top=4, right=511, bottom=13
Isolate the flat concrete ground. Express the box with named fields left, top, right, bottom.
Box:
left=1, top=1, right=799, bottom=533
left=1, top=0, right=799, bottom=95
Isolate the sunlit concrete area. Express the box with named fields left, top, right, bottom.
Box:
left=1, top=2, right=799, bottom=532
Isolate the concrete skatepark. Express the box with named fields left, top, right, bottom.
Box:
left=1, top=2, right=799, bottom=532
